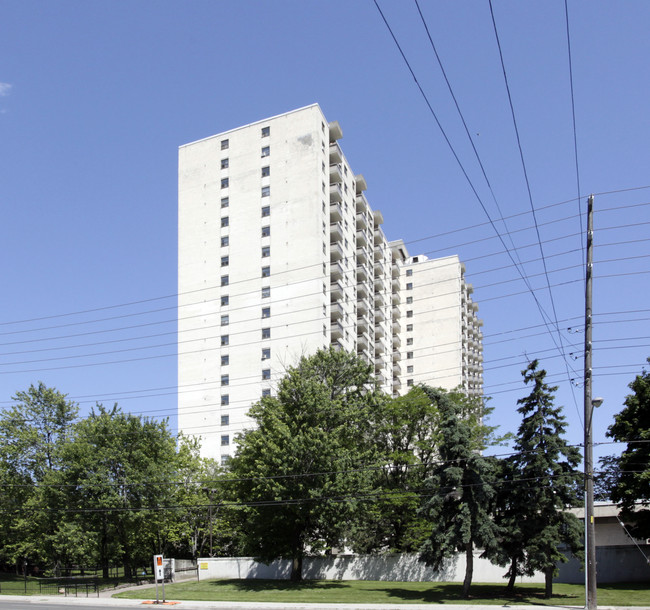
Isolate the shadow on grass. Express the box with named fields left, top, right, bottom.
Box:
left=379, top=583, right=581, bottom=605
left=207, top=578, right=346, bottom=592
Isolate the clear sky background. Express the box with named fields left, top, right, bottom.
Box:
left=1, top=1, right=648, bottom=470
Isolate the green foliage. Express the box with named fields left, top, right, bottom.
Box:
left=349, top=387, right=440, bottom=554
left=606, top=359, right=650, bottom=539
left=0, top=383, right=78, bottom=567
left=495, top=360, right=582, bottom=596
left=418, top=386, right=501, bottom=599
left=228, top=348, right=385, bottom=580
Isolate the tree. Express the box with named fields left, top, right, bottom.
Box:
left=228, top=348, right=385, bottom=581
left=419, top=386, right=501, bottom=599
left=51, top=404, right=180, bottom=577
left=606, top=359, right=650, bottom=540
left=349, top=387, right=442, bottom=554
left=496, top=360, right=582, bottom=598
left=0, top=383, right=78, bottom=569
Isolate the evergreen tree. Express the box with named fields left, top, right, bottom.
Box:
left=606, top=359, right=650, bottom=539
left=419, top=386, right=501, bottom=599
left=499, top=360, right=582, bottom=598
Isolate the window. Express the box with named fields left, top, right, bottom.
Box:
left=262, top=369, right=271, bottom=380
left=406, top=269, right=413, bottom=277
left=221, top=255, right=229, bottom=267
left=221, top=216, right=229, bottom=228
left=406, top=324, right=413, bottom=332
left=261, top=185, right=270, bottom=197
left=221, top=178, right=229, bottom=189
left=262, top=388, right=271, bottom=397
left=262, top=327, right=270, bottom=339
left=221, top=196, right=229, bottom=208
left=261, top=146, right=270, bottom=157
left=406, top=296, right=413, bottom=304
left=220, top=235, right=229, bottom=247
left=407, top=365, right=414, bottom=374
left=221, top=414, right=229, bottom=426
left=406, top=282, right=413, bottom=290
left=221, top=354, right=229, bottom=366
left=262, top=307, right=270, bottom=318
left=407, top=379, right=414, bottom=387
left=407, top=337, right=413, bottom=346
left=221, top=139, right=229, bottom=150
left=261, top=225, right=270, bottom=238
left=221, top=395, right=229, bottom=406
left=261, top=286, right=270, bottom=298
left=221, top=455, right=230, bottom=466
left=221, top=158, right=229, bottom=169
left=261, top=266, right=270, bottom=278
left=407, top=310, right=413, bottom=318
left=221, top=374, right=229, bottom=386
left=221, top=295, right=229, bottom=306
left=262, top=246, right=270, bottom=258
left=407, top=352, right=414, bottom=359
left=220, top=335, right=229, bottom=346
left=261, top=126, right=270, bottom=137
left=220, top=275, right=229, bottom=287
left=220, top=315, right=229, bottom=326
left=262, top=347, right=270, bottom=360
left=261, top=165, right=270, bottom=177
left=261, top=205, right=270, bottom=217
left=221, top=435, right=230, bottom=446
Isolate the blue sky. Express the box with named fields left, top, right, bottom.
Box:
left=1, top=1, right=648, bottom=469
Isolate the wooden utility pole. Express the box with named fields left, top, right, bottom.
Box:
left=583, top=193, right=597, bottom=610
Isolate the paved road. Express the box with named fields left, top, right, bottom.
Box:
left=2, top=595, right=649, bottom=610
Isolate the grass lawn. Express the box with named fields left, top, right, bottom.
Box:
left=115, top=578, right=650, bottom=606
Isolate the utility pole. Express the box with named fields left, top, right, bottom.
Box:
left=584, top=193, right=597, bottom=610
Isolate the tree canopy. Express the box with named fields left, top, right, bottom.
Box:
left=606, top=359, right=650, bottom=540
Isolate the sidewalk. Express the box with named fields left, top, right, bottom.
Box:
left=3, top=592, right=648, bottom=610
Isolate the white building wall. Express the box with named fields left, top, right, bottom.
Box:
left=179, top=105, right=483, bottom=460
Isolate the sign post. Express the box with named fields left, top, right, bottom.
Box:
left=153, top=554, right=165, bottom=604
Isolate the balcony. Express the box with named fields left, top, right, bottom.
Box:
left=356, top=192, right=369, bottom=213
left=330, top=221, right=343, bottom=242
left=392, top=276, right=400, bottom=292
left=375, top=305, right=385, bottom=322
left=374, top=227, right=386, bottom=246
left=392, top=304, right=401, bottom=319
left=392, top=333, right=402, bottom=348
left=357, top=345, right=372, bottom=363
left=330, top=202, right=343, bottom=222
left=330, top=279, right=344, bottom=300
left=356, top=315, right=368, bottom=333
left=356, top=211, right=369, bottom=230
left=329, top=183, right=342, bottom=203
left=357, top=330, right=370, bottom=350
left=357, top=283, right=368, bottom=299
left=330, top=320, right=344, bottom=340
left=392, top=348, right=401, bottom=362
left=393, top=361, right=402, bottom=375
left=391, top=291, right=400, bottom=306
left=357, top=297, right=369, bottom=316
left=374, top=275, right=385, bottom=292
left=329, top=163, right=342, bottom=184
left=329, top=120, right=343, bottom=142
left=330, top=241, right=343, bottom=261
left=392, top=377, right=402, bottom=390
left=356, top=247, right=368, bottom=265
left=330, top=260, right=344, bottom=280
left=329, top=141, right=343, bottom=164
left=374, top=291, right=386, bottom=308
left=356, top=264, right=368, bottom=282
left=375, top=323, right=385, bottom=338
left=330, top=301, right=344, bottom=320
left=392, top=318, right=401, bottom=334
left=356, top=229, right=368, bottom=248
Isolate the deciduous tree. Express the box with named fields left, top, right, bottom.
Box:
left=229, top=348, right=385, bottom=581
left=607, top=359, right=650, bottom=540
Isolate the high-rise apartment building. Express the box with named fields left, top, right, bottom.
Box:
left=178, top=104, right=482, bottom=462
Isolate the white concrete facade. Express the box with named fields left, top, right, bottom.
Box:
left=178, top=104, right=483, bottom=461
left=394, top=253, right=483, bottom=397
